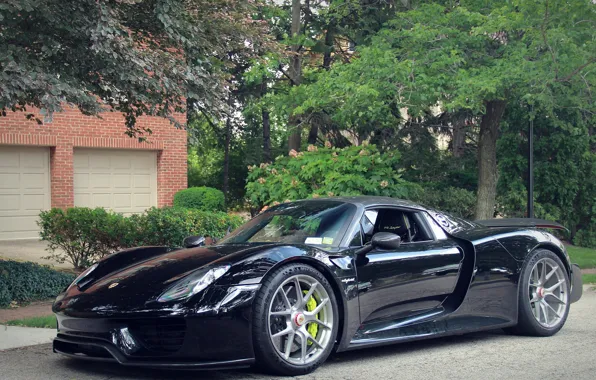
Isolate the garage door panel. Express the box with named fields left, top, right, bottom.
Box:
left=21, top=151, right=46, bottom=168
left=74, top=149, right=157, bottom=214
left=22, top=173, right=46, bottom=189
left=0, top=195, right=20, bottom=210
left=0, top=215, right=41, bottom=240
left=0, top=173, right=19, bottom=189
left=89, top=154, right=111, bottom=169
left=113, top=158, right=132, bottom=170
left=0, top=150, right=19, bottom=168
left=113, top=174, right=132, bottom=188
left=23, top=194, right=45, bottom=210
left=0, top=146, right=50, bottom=240
left=74, top=193, right=90, bottom=206
left=133, top=193, right=151, bottom=208
left=92, top=193, right=112, bottom=208
left=74, top=173, right=89, bottom=189
left=90, top=174, right=112, bottom=189
left=113, top=193, right=132, bottom=208
left=133, top=174, right=151, bottom=189
left=74, top=153, right=89, bottom=169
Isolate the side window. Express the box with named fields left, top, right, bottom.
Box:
left=361, top=211, right=377, bottom=245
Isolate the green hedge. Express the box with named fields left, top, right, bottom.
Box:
left=173, top=187, right=225, bottom=211
left=39, top=208, right=134, bottom=270
left=0, top=260, right=75, bottom=308
left=39, top=207, right=244, bottom=270
left=131, top=207, right=243, bottom=247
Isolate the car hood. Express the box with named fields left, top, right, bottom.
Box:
left=52, top=244, right=275, bottom=317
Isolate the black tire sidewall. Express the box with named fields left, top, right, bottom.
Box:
left=517, top=249, right=570, bottom=336
left=252, top=263, right=339, bottom=376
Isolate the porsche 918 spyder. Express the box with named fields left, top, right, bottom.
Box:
left=52, top=197, right=582, bottom=375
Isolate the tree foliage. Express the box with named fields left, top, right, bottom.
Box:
left=246, top=144, right=421, bottom=208
left=0, top=0, right=264, bottom=134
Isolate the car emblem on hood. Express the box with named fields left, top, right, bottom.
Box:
left=108, top=282, right=119, bottom=289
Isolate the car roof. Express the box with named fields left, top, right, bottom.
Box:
left=292, top=196, right=427, bottom=211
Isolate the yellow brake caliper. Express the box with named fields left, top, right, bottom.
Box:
left=303, top=290, right=319, bottom=345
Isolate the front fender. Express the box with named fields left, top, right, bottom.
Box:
left=215, top=244, right=360, bottom=352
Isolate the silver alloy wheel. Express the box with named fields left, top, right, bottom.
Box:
left=528, top=257, right=568, bottom=328
left=268, top=274, right=334, bottom=365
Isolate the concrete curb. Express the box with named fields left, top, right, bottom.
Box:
left=0, top=325, right=55, bottom=351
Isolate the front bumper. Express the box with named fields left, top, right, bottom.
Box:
left=53, top=334, right=254, bottom=370
left=570, top=263, right=583, bottom=304
left=52, top=285, right=259, bottom=369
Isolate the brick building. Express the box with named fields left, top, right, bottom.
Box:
left=0, top=107, right=187, bottom=240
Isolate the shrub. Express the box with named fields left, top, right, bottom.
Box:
left=39, top=208, right=134, bottom=270
left=133, top=207, right=244, bottom=247
left=574, top=226, right=596, bottom=249
left=39, top=207, right=245, bottom=269
left=246, top=144, right=421, bottom=208
left=0, top=260, right=75, bottom=308
left=174, top=187, right=225, bottom=211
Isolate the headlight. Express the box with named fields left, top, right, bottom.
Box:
left=157, top=265, right=231, bottom=303
left=67, top=263, right=99, bottom=291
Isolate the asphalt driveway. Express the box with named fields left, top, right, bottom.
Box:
left=2, top=286, right=595, bottom=380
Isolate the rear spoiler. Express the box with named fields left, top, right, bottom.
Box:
left=476, top=218, right=568, bottom=231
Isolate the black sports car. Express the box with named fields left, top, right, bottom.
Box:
left=52, top=197, right=583, bottom=375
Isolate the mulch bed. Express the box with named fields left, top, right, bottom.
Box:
left=0, top=301, right=54, bottom=324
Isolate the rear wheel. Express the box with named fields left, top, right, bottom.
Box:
left=252, top=263, right=338, bottom=376
left=509, top=249, right=570, bottom=336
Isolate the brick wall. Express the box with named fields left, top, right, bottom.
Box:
left=0, top=107, right=187, bottom=208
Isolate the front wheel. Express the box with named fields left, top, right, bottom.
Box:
left=252, top=263, right=339, bottom=376
left=509, top=249, right=570, bottom=336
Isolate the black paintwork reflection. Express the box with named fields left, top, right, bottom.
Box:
left=449, top=238, right=519, bottom=323
left=356, top=240, right=463, bottom=324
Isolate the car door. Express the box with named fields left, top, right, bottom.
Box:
left=355, top=208, right=464, bottom=324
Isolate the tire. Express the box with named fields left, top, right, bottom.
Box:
left=508, top=249, right=570, bottom=336
left=252, top=263, right=339, bottom=376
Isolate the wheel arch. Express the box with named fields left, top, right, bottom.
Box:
left=531, top=243, right=571, bottom=276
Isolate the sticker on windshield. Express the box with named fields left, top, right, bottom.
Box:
left=305, top=237, right=323, bottom=245
left=322, top=237, right=334, bottom=245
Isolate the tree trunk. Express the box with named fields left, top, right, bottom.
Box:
left=223, top=97, right=232, bottom=204
left=262, top=108, right=271, bottom=162
left=307, top=123, right=318, bottom=144
left=288, top=118, right=302, bottom=152
left=452, top=121, right=466, bottom=158
left=287, top=0, right=303, bottom=152
left=475, top=100, right=506, bottom=220
left=322, top=26, right=334, bottom=70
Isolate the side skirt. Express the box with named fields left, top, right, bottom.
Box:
left=343, top=316, right=515, bottom=352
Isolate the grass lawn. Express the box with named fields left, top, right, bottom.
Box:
left=583, top=274, right=596, bottom=284
left=566, top=245, right=596, bottom=269
left=5, top=315, right=56, bottom=329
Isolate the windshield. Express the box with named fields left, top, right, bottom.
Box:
left=220, top=201, right=356, bottom=247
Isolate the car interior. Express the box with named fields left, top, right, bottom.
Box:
left=359, top=208, right=433, bottom=246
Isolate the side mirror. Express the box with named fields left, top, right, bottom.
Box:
left=183, top=235, right=206, bottom=248
left=371, top=232, right=401, bottom=250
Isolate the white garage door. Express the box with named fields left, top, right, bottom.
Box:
left=0, top=146, right=50, bottom=240
left=74, top=149, right=157, bottom=214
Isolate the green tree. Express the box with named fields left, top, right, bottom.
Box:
left=288, top=0, right=595, bottom=219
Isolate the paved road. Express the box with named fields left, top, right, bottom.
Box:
left=2, top=287, right=595, bottom=380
